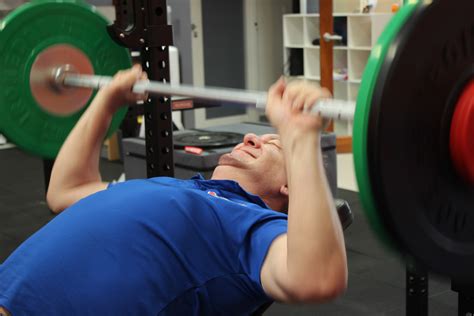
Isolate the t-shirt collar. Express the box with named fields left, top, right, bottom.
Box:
left=190, top=174, right=270, bottom=209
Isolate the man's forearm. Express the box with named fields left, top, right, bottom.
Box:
left=283, top=132, right=347, bottom=291
left=47, top=92, right=115, bottom=210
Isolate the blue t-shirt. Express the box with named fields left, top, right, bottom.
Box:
left=0, top=175, right=287, bottom=315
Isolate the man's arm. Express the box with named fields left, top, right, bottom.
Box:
left=47, top=65, right=146, bottom=213
left=0, top=306, right=11, bottom=316
left=261, top=79, right=348, bottom=303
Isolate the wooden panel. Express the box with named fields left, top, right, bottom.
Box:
left=336, top=135, right=353, bottom=153
left=319, top=0, right=334, bottom=131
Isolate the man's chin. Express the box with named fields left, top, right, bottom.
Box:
left=217, top=153, right=246, bottom=168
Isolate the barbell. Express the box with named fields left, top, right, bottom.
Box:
left=53, top=65, right=357, bottom=120
left=1, top=0, right=474, bottom=282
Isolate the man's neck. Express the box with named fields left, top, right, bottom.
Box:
left=210, top=171, right=286, bottom=212
left=259, top=193, right=287, bottom=213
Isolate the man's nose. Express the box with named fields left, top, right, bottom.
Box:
left=243, top=133, right=262, bottom=148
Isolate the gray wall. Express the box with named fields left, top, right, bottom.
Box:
left=202, top=0, right=244, bottom=89
left=201, top=0, right=245, bottom=118
left=168, top=0, right=195, bottom=85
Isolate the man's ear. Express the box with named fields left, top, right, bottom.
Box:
left=279, top=185, right=289, bottom=197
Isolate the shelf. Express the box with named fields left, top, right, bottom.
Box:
left=304, top=45, right=348, bottom=50
left=304, top=47, right=320, bottom=78
left=282, top=2, right=396, bottom=137
left=297, top=75, right=348, bottom=82
left=304, top=16, right=320, bottom=46
left=348, top=15, right=372, bottom=47
left=334, top=49, right=348, bottom=70
left=334, top=80, right=348, bottom=100
left=371, top=1, right=399, bottom=13
left=299, top=0, right=398, bottom=13
left=283, top=16, right=304, bottom=47
left=292, top=12, right=394, bottom=18
left=298, top=13, right=354, bottom=18
left=299, top=0, right=399, bottom=15
left=371, top=14, right=393, bottom=45
left=348, top=14, right=392, bottom=47
left=349, top=46, right=372, bottom=50
left=344, top=12, right=396, bottom=16
left=333, top=0, right=359, bottom=15
left=349, top=82, right=361, bottom=102
left=283, top=47, right=304, bottom=77
left=349, top=49, right=370, bottom=81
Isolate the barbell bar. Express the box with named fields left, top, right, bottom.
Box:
left=55, top=67, right=356, bottom=121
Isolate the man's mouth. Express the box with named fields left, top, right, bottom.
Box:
left=217, top=153, right=245, bottom=167
left=233, top=148, right=256, bottom=159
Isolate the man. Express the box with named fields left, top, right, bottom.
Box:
left=0, top=65, right=347, bottom=315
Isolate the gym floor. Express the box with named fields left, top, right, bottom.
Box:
left=0, top=147, right=458, bottom=315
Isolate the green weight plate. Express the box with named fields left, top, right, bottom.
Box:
left=352, top=1, right=420, bottom=249
left=0, top=0, right=131, bottom=159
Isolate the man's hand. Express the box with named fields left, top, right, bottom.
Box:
left=266, top=78, right=331, bottom=137
left=98, top=64, right=148, bottom=112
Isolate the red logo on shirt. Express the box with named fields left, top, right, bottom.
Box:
left=207, top=190, right=242, bottom=205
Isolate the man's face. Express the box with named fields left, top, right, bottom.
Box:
left=212, top=133, right=287, bottom=197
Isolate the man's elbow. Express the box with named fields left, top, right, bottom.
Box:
left=46, top=188, right=67, bottom=214
left=315, top=276, right=347, bottom=302
left=288, top=275, right=347, bottom=303
left=286, top=263, right=348, bottom=303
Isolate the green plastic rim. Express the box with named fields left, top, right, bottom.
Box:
left=352, top=1, right=421, bottom=249
left=0, top=0, right=131, bottom=159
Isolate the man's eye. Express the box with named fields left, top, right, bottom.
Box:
left=270, top=142, right=282, bottom=150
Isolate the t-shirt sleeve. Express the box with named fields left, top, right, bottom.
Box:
left=238, top=216, right=288, bottom=295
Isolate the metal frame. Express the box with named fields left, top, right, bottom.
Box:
left=452, top=282, right=474, bottom=316
left=108, top=0, right=174, bottom=178
left=406, top=260, right=428, bottom=316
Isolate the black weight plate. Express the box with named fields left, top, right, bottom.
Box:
left=368, top=0, right=474, bottom=281
left=174, top=131, right=244, bottom=149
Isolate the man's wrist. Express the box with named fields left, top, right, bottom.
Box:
left=93, top=89, right=123, bottom=115
left=279, top=127, right=320, bottom=148
left=281, top=132, right=321, bottom=164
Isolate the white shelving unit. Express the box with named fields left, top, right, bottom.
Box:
left=283, top=1, right=397, bottom=135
